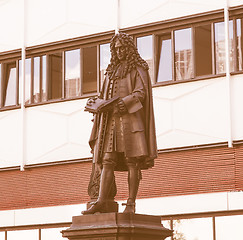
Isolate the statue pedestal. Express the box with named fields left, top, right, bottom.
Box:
left=87, top=200, right=119, bottom=213
left=62, top=212, right=172, bottom=240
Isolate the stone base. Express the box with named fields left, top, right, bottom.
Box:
left=62, top=212, right=172, bottom=240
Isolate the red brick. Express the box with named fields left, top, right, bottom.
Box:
left=0, top=144, right=243, bottom=211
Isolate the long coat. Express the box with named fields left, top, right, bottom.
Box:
left=89, top=65, right=157, bottom=171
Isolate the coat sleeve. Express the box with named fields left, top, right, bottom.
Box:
left=122, top=71, right=145, bottom=114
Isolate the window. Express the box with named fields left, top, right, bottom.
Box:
left=42, top=56, right=47, bottom=101
left=0, top=211, right=242, bottom=240
left=236, top=18, right=243, bottom=71
left=33, top=56, right=47, bottom=103
left=7, top=230, right=38, bottom=240
left=33, top=57, right=41, bottom=103
left=157, top=34, right=172, bottom=82
left=195, top=24, right=213, bottom=76
left=153, top=19, right=239, bottom=83
left=0, top=227, right=68, bottom=240
left=82, top=46, right=97, bottom=94
left=65, top=49, right=81, bottom=98
left=19, top=58, right=31, bottom=104
left=19, top=57, right=46, bottom=104
left=41, top=228, right=66, bottom=240
left=1, top=12, right=243, bottom=110
left=48, top=52, right=63, bottom=100
left=137, top=35, right=154, bottom=80
left=17, top=46, right=98, bottom=106
left=162, top=212, right=243, bottom=240
left=214, top=21, right=234, bottom=74
left=100, top=43, right=110, bottom=86
left=1, top=61, right=18, bottom=107
left=0, top=63, right=1, bottom=105
left=175, top=28, right=193, bottom=80
left=215, top=215, right=243, bottom=240
left=173, top=218, right=213, bottom=240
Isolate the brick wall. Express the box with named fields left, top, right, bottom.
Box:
left=0, top=144, right=243, bottom=211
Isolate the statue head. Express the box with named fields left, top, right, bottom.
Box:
left=115, top=39, right=126, bottom=62
left=110, top=32, right=134, bottom=64
left=107, top=32, right=149, bottom=78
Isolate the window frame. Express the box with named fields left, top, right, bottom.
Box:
left=0, top=10, right=243, bottom=110
left=0, top=209, right=242, bottom=240
left=98, top=41, right=111, bottom=92
left=23, top=44, right=100, bottom=106
left=135, top=15, right=243, bottom=87
left=161, top=209, right=243, bottom=240
left=81, top=45, right=99, bottom=96
left=0, top=59, right=19, bottom=109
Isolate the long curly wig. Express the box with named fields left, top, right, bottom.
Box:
left=106, top=32, right=149, bottom=79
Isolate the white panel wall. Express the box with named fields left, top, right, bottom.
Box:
left=2, top=0, right=243, bottom=52
left=120, top=0, right=225, bottom=29
left=0, top=0, right=116, bottom=52
left=231, top=74, right=243, bottom=141
left=25, top=0, right=116, bottom=47
left=25, top=99, right=93, bottom=165
left=23, top=76, right=232, bottom=165
left=1, top=75, right=243, bottom=167
left=0, top=0, right=23, bottom=52
left=0, top=109, right=22, bottom=168
left=230, top=0, right=243, bottom=7
left=154, top=77, right=229, bottom=149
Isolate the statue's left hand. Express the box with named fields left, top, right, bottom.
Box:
left=116, top=99, right=127, bottom=114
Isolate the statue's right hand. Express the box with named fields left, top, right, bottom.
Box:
left=86, top=97, right=97, bottom=106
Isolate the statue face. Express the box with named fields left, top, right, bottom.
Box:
left=115, top=39, right=126, bottom=61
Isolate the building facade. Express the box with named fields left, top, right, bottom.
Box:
left=0, top=0, right=243, bottom=239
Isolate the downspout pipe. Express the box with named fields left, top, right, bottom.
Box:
left=20, top=46, right=26, bottom=171
left=20, top=0, right=26, bottom=171
left=115, top=0, right=120, bottom=34
left=224, top=0, right=233, bottom=148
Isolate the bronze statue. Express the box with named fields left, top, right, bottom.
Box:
left=82, top=32, right=157, bottom=214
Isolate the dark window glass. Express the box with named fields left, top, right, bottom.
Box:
left=157, top=35, right=172, bottom=82
left=48, top=52, right=63, bottom=100
left=137, top=35, right=153, bottom=80
left=236, top=19, right=243, bottom=71
left=175, top=28, right=193, bottom=80
left=0, top=64, right=1, bottom=103
left=214, top=21, right=234, bottom=74
left=82, top=46, right=97, bottom=94
left=100, top=43, right=110, bottom=86
left=42, top=56, right=47, bottom=102
left=33, top=57, right=41, bottom=103
left=65, top=49, right=81, bottom=98
left=2, top=61, right=17, bottom=106
left=195, top=24, right=212, bottom=76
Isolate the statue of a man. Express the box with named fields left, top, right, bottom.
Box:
left=82, top=32, right=157, bottom=214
